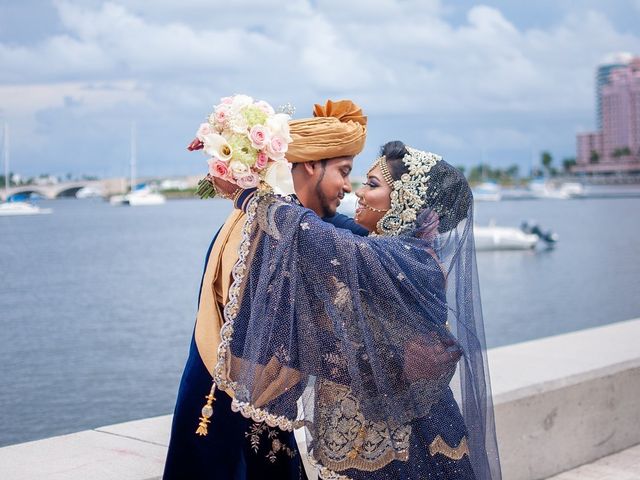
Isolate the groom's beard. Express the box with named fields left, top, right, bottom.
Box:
left=314, top=168, right=333, bottom=218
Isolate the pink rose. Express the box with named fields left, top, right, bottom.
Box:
left=220, top=96, right=233, bottom=105
left=196, top=123, right=212, bottom=141
left=214, top=107, right=229, bottom=127
left=255, top=151, right=269, bottom=170
left=208, top=158, right=229, bottom=179
left=267, top=135, right=288, bottom=160
left=237, top=172, right=260, bottom=189
left=249, top=125, right=269, bottom=149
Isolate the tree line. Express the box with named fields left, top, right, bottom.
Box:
left=456, top=151, right=577, bottom=185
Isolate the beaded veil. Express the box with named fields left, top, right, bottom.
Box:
left=212, top=149, right=501, bottom=479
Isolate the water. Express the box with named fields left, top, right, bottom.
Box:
left=1, top=197, right=639, bottom=447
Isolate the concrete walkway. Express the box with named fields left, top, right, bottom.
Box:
left=0, top=416, right=171, bottom=480
left=548, top=443, right=640, bottom=479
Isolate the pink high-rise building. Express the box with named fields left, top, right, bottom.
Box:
left=576, top=132, right=603, bottom=165
left=575, top=56, right=640, bottom=174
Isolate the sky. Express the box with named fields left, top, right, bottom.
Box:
left=1, top=0, right=639, bottom=178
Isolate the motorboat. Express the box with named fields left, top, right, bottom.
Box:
left=474, top=224, right=538, bottom=251
left=0, top=201, right=52, bottom=216
left=475, top=220, right=558, bottom=251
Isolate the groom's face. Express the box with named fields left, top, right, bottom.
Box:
left=299, top=156, right=354, bottom=217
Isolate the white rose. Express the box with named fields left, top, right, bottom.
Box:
left=229, top=160, right=249, bottom=175
left=202, top=133, right=232, bottom=162
left=266, top=113, right=292, bottom=142
left=230, top=94, right=253, bottom=113
left=264, top=160, right=295, bottom=196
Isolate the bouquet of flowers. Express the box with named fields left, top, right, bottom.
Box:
left=191, top=94, right=294, bottom=198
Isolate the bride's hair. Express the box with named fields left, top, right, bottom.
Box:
left=380, top=140, right=472, bottom=233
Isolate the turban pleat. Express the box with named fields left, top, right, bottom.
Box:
left=286, top=100, right=367, bottom=163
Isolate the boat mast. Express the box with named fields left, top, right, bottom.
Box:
left=130, top=121, right=136, bottom=192
left=3, top=123, right=8, bottom=200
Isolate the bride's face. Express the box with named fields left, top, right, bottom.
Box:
left=355, top=164, right=392, bottom=232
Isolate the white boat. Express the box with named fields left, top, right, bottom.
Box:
left=0, top=201, right=52, bottom=216
left=529, top=179, right=585, bottom=199
left=123, top=187, right=166, bottom=206
left=472, top=182, right=502, bottom=201
left=474, top=224, right=538, bottom=251
left=0, top=123, right=52, bottom=216
left=111, top=123, right=166, bottom=207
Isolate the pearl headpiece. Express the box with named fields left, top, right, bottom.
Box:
left=376, top=146, right=442, bottom=236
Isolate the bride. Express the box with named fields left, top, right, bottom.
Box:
left=211, top=140, right=501, bottom=479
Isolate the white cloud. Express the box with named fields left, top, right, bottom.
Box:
left=3, top=1, right=638, bottom=114
left=0, top=81, right=148, bottom=149
left=1, top=0, right=639, bottom=174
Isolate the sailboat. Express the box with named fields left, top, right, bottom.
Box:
left=110, top=123, right=166, bottom=206
left=0, top=123, right=52, bottom=216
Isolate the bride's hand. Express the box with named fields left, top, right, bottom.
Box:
left=211, top=176, right=241, bottom=199
left=403, top=332, right=461, bottom=382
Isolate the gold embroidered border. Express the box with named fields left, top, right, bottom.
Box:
left=212, top=195, right=301, bottom=432
left=307, top=455, right=353, bottom=480
left=428, top=434, right=469, bottom=460
left=317, top=447, right=408, bottom=473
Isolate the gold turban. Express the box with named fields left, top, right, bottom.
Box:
left=285, top=99, right=367, bottom=163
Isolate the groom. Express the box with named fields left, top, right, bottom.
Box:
left=163, top=99, right=368, bottom=479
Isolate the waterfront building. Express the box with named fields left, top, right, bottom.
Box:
left=595, top=54, right=632, bottom=129
left=575, top=55, right=640, bottom=176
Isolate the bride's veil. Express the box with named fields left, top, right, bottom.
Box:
left=212, top=146, right=501, bottom=479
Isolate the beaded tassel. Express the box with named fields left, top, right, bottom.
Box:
left=195, top=383, right=217, bottom=436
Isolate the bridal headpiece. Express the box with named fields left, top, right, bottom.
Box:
left=375, top=146, right=442, bottom=236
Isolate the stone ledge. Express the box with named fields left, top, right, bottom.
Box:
left=0, top=427, right=167, bottom=480
left=489, top=318, right=640, bottom=479
left=1, top=318, right=639, bottom=480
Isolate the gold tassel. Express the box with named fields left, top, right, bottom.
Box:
left=195, top=383, right=217, bottom=436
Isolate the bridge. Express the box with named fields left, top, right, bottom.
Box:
left=0, top=177, right=200, bottom=201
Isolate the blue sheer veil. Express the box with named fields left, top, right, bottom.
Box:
left=212, top=154, right=501, bottom=479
